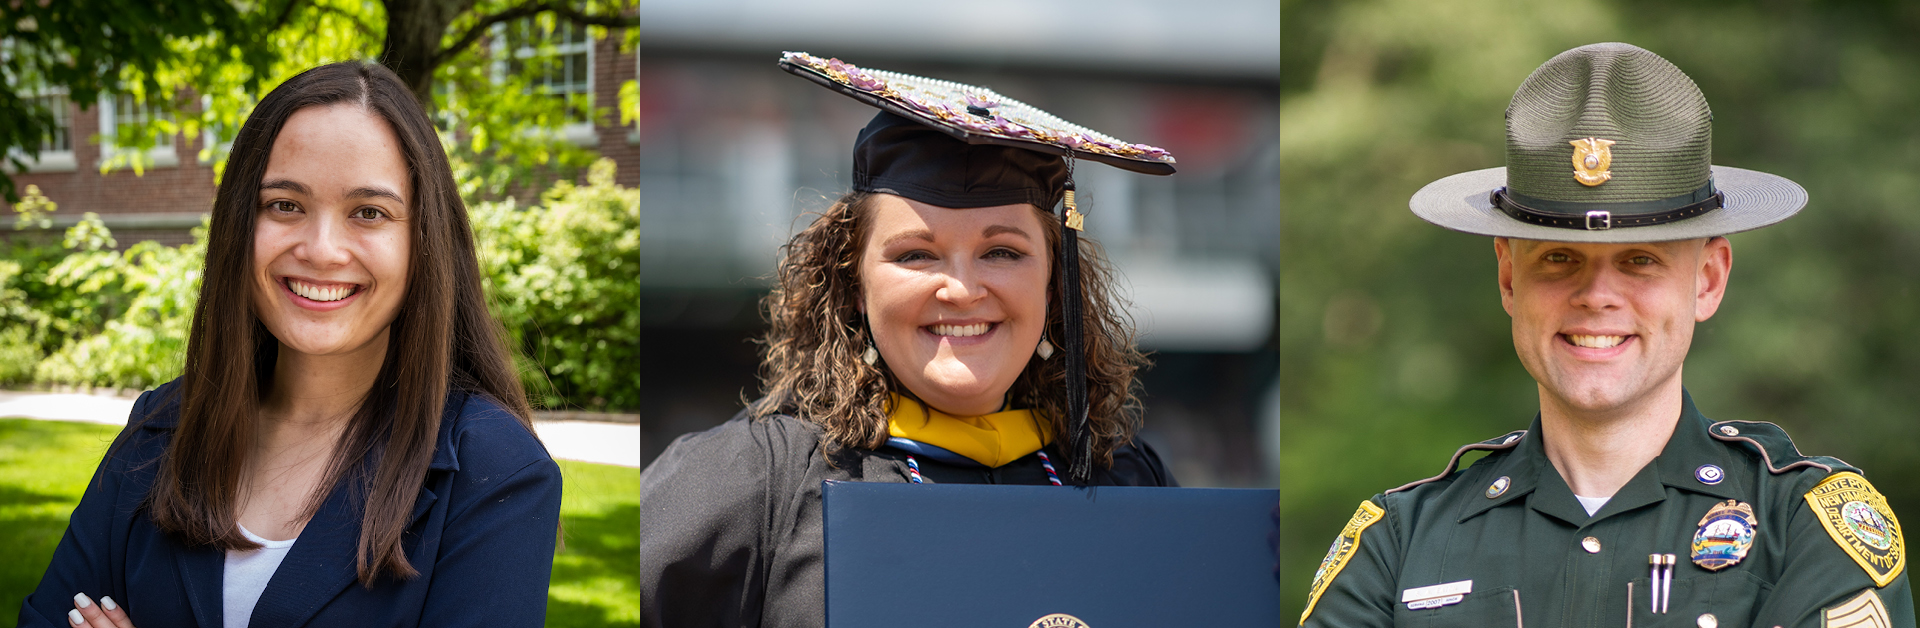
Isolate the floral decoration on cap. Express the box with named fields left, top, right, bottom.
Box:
left=780, top=51, right=1176, bottom=174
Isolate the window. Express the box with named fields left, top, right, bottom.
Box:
left=498, top=18, right=596, bottom=145
left=97, top=92, right=179, bottom=169
left=197, top=95, right=232, bottom=165
left=3, top=90, right=76, bottom=173
left=508, top=20, right=591, bottom=99
left=112, top=93, right=165, bottom=140
left=32, top=93, right=70, bottom=152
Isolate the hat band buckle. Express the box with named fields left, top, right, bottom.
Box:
left=1586, top=211, right=1612, bottom=230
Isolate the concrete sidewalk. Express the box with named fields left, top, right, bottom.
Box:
left=0, top=390, right=639, bottom=468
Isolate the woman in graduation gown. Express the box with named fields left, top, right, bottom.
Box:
left=640, top=53, right=1182, bottom=627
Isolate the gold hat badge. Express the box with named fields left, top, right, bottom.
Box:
left=1571, top=137, right=1615, bottom=186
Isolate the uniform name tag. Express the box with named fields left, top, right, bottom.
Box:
left=1406, top=594, right=1464, bottom=610
left=1401, top=580, right=1472, bottom=610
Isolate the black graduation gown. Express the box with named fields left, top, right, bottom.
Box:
left=639, top=410, right=1176, bottom=628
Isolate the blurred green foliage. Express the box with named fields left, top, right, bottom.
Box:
left=0, top=159, right=639, bottom=411
left=0, top=215, right=153, bottom=387
left=1282, top=0, right=1920, bottom=617
left=473, top=159, right=642, bottom=411
left=31, top=215, right=202, bottom=389
left=1, top=0, right=637, bottom=202
left=0, top=0, right=261, bottom=201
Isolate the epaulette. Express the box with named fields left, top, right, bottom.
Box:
left=1387, top=429, right=1527, bottom=494
left=1706, top=420, right=1858, bottom=476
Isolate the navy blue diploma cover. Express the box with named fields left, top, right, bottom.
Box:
left=822, top=481, right=1280, bottom=628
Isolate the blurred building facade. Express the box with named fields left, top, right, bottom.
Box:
left=1, top=20, right=638, bottom=248
left=640, top=0, right=1279, bottom=486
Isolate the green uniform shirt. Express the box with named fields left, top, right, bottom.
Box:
left=1302, top=394, right=1912, bottom=627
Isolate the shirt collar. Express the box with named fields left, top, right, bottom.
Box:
left=1456, top=416, right=1546, bottom=523
left=1458, top=390, right=1744, bottom=525
left=1648, top=390, right=1746, bottom=501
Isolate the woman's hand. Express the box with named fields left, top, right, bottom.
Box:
left=66, top=593, right=133, bottom=628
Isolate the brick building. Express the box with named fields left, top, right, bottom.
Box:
left=3, top=20, right=637, bottom=248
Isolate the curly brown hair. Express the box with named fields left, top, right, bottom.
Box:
left=753, top=191, right=1149, bottom=469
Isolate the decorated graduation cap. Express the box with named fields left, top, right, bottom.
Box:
left=1410, top=42, right=1806, bottom=242
left=779, top=51, right=1176, bottom=484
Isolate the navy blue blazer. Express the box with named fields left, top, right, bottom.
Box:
left=16, top=379, right=564, bottom=627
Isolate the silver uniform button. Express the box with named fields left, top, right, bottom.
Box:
left=1697, top=613, right=1718, bottom=628
left=1719, top=425, right=1740, bottom=436
left=1582, top=537, right=1602, bottom=553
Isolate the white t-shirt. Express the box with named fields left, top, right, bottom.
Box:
left=223, top=524, right=298, bottom=628
left=1575, top=494, right=1611, bottom=517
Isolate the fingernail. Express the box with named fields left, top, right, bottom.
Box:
left=68, top=609, right=83, bottom=625
left=100, top=596, right=117, bottom=611
left=72, top=593, right=91, bottom=608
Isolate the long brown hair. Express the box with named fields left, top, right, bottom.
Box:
left=755, top=191, right=1148, bottom=469
left=145, top=61, right=533, bottom=584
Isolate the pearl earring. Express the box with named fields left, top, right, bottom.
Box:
left=863, top=342, right=880, bottom=366
left=1036, top=337, right=1055, bottom=360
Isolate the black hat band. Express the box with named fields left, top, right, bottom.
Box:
left=1491, top=182, right=1724, bottom=231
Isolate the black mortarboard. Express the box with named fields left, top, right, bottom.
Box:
left=854, top=112, right=1068, bottom=210
left=780, top=51, right=1177, bottom=484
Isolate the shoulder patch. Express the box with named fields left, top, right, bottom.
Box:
left=1709, top=420, right=1857, bottom=475
left=1387, top=430, right=1526, bottom=494
left=1300, top=500, right=1385, bottom=625
left=1824, top=588, right=1891, bottom=627
left=1805, top=472, right=1905, bottom=587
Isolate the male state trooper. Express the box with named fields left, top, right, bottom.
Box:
left=1300, top=43, right=1912, bottom=628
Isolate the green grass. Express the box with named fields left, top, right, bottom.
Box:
left=0, top=418, right=112, bottom=626
left=0, top=418, right=639, bottom=628
left=549, top=459, right=640, bottom=627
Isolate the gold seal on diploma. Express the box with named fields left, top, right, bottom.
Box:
left=1027, top=613, right=1090, bottom=628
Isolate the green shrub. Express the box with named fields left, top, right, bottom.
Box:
left=474, top=159, right=641, bottom=411
left=32, top=218, right=204, bottom=389
left=3, top=160, right=640, bottom=411
left=1, top=212, right=135, bottom=387
left=0, top=260, right=45, bottom=384
left=0, top=323, right=37, bottom=385
left=3, top=232, right=125, bottom=368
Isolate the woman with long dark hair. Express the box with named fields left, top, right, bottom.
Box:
left=640, top=53, right=1179, bottom=626
left=18, top=61, right=561, bottom=628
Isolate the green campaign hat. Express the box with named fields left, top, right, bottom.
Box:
left=1409, top=42, right=1806, bottom=242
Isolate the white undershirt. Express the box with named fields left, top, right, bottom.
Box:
left=1575, top=494, right=1611, bottom=517
left=223, top=524, right=298, bottom=628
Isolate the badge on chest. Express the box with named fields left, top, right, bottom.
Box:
left=1691, top=500, right=1757, bottom=570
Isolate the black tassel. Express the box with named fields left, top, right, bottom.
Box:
left=1058, top=177, right=1093, bottom=485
